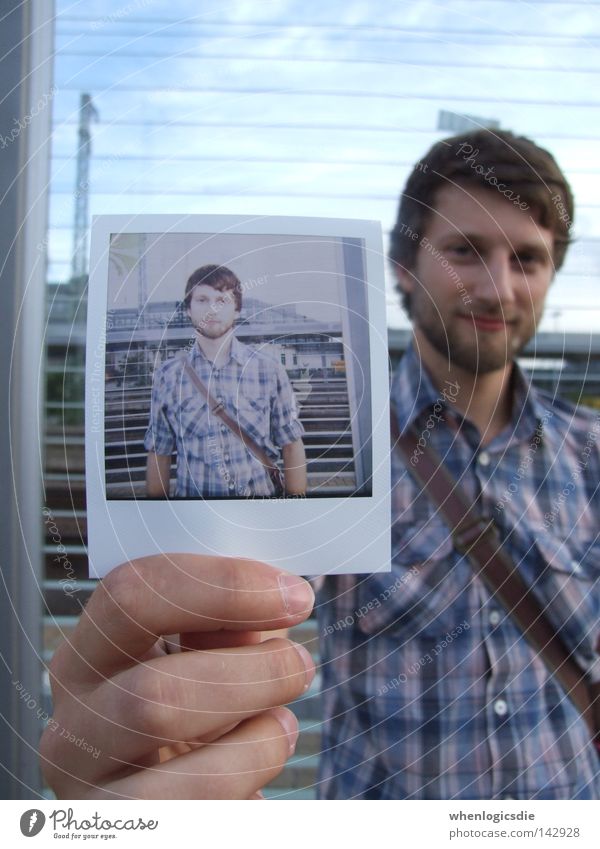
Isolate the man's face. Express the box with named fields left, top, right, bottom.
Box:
left=187, top=283, right=239, bottom=340
left=397, top=183, right=556, bottom=375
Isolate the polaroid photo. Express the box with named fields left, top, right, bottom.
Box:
left=86, top=214, right=390, bottom=577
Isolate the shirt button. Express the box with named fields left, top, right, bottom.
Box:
left=221, top=425, right=227, bottom=433
left=478, top=451, right=491, bottom=467
left=489, top=609, right=501, bottom=626
left=570, top=560, right=581, bottom=573
left=224, top=454, right=230, bottom=461
left=494, top=699, right=508, bottom=717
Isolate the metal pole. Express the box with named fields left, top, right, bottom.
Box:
left=0, top=0, right=54, bottom=798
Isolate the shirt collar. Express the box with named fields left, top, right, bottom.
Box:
left=391, top=340, right=553, bottom=445
left=390, top=342, right=454, bottom=434
left=189, top=334, right=250, bottom=367
left=509, top=361, right=557, bottom=447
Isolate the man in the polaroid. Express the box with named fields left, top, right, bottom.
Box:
left=43, top=130, right=599, bottom=800
left=144, top=263, right=307, bottom=498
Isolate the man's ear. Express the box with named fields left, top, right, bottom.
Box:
left=394, top=265, right=415, bottom=296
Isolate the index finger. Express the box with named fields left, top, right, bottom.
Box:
left=63, top=554, right=314, bottom=683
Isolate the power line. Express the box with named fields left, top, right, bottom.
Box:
left=55, top=15, right=600, bottom=41
left=43, top=253, right=600, bottom=288
left=46, top=187, right=600, bottom=206
left=56, top=27, right=600, bottom=48
left=49, top=118, right=600, bottom=143
left=50, top=152, right=600, bottom=175
left=55, top=83, right=600, bottom=108
left=55, top=49, right=600, bottom=75
left=43, top=223, right=600, bottom=245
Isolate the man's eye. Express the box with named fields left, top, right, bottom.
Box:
left=446, top=244, right=473, bottom=257
left=514, top=253, right=542, bottom=268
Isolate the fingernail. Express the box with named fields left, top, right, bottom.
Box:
left=270, top=707, right=299, bottom=755
left=277, top=573, right=314, bottom=616
left=291, top=641, right=316, bottom=690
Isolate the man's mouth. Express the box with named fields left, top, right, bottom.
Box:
left=459, top=314, right=513, bottom=331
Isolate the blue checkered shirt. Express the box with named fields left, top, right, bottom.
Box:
left=144, top=338, right=304, bottom=497
left=315, top=343, right=600, bottom=799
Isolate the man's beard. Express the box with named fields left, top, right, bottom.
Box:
left=194, top=319, right=235, bottom=340
left=411, top=293, right=541, bottom=375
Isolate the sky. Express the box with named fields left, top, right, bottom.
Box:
left=47, top=0, right=600, bottom=331
left=106, top=230, right=348, bottom=322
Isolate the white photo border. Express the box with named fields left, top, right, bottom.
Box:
left=86, top=214, right=390, bottom=577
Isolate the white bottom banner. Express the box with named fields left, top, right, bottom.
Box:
left=1, top=799, right=599, bottom=847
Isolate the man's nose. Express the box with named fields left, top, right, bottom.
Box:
left=473, top=251, right=516, bottom=307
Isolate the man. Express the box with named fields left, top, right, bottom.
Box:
left=144, top=263, right=307, bottom=498
left=315, top=130, right=599, bottom=799
left=42, top=130, right=599, bottom=799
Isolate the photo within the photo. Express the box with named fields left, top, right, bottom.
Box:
left=104, top=231, right=373, bottom=500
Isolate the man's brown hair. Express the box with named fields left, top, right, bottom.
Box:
left=184, top=264, right=243, bottom=312
left=389, top=129, right=574, bottom=315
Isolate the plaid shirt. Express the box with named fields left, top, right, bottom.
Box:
left=315, top=343, right=600, bottom=799
left=144, top=338, right=304, bottom=497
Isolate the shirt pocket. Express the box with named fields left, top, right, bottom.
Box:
left=236, top=395, right=271, bottom=446
left=529, top=531, right=600, bottom=670
left=355, top=517, right=470, bottom=640
left=175, top=395, right=214, bottom=460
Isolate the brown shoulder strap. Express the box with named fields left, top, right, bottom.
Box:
left=183, top=360, right=283, bottom=487
left=391, top=409, right=599, bottom=741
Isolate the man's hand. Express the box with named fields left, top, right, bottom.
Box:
left=40, top=555, right=315, bottom=799
left=282, top=439, right=307, bottom=495
left=146, top=451, right=172, bottom=497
